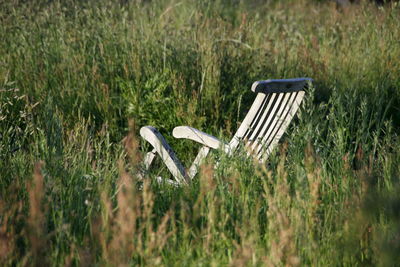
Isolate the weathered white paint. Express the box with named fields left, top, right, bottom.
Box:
left=140, top=78, right=313, bottom=185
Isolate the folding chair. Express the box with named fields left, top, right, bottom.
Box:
left=140, top=78, right=312, bottom=185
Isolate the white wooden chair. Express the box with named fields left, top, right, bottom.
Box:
left=140, top=78, right=313, bottom=185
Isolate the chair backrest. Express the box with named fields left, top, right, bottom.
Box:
left=228, top=78, right=312, bottom=162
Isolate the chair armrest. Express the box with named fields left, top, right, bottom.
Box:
left=172, top=126, right=226, bottom=150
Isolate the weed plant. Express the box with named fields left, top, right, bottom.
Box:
left=1, top=0, right=400, bottom=265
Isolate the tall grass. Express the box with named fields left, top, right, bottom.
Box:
left=1, top=0, right=400, bottom=265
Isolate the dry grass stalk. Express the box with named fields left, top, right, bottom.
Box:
left=96, top=132, right=173, bottom=265
left=230, top=229, right=256, bottom=267
left=199, top=163, right=217, bottom=197
left=0, top=200, right=15, bottom=264
left=27, top=161, right=47, bottom=265
left=305, top=143, right=322, bottom=228
left=230, top=199, right=263, bottom=267
left=199, top=163, right=217, bottom=253
left=259, top=145, right=300, bottom=266
left=123, top=119, right=141, bottom=166
left=267, top=202, right=300, bottom=267
left=100, top=160, right=138, bottom=266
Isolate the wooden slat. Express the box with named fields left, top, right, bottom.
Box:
left=254, top=92, right=297, bottom=158
left=260, top=91, right=305, bottom=162
left=245, top=93, right=283, bottom=151
left=229, top=93, right=267, bottom=151
left=252, top=92, right=295, bottom=154
left=249, top=93, right=290, bottom=153
left=242, top=94, right=272, bottom=140
left=244, top=93, right=277, bottom=142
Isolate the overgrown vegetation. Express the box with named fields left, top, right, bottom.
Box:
left=1, top=0, right=400, bottom=265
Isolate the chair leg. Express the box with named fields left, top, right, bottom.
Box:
left=137, top=148, right=157, bottom=181
left=140, top=126, right=188, bottom=185
left=144, top=148, right=157, bottom=170
left=187, top=146, right=210, bottom=180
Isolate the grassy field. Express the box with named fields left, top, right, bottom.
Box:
left=1, top=0, right=400, bottom=265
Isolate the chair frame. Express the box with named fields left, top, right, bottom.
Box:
left=140, top=78, right=312, bottom=185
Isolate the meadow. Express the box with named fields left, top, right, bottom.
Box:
left=1, top=0, right=400, bottom=265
